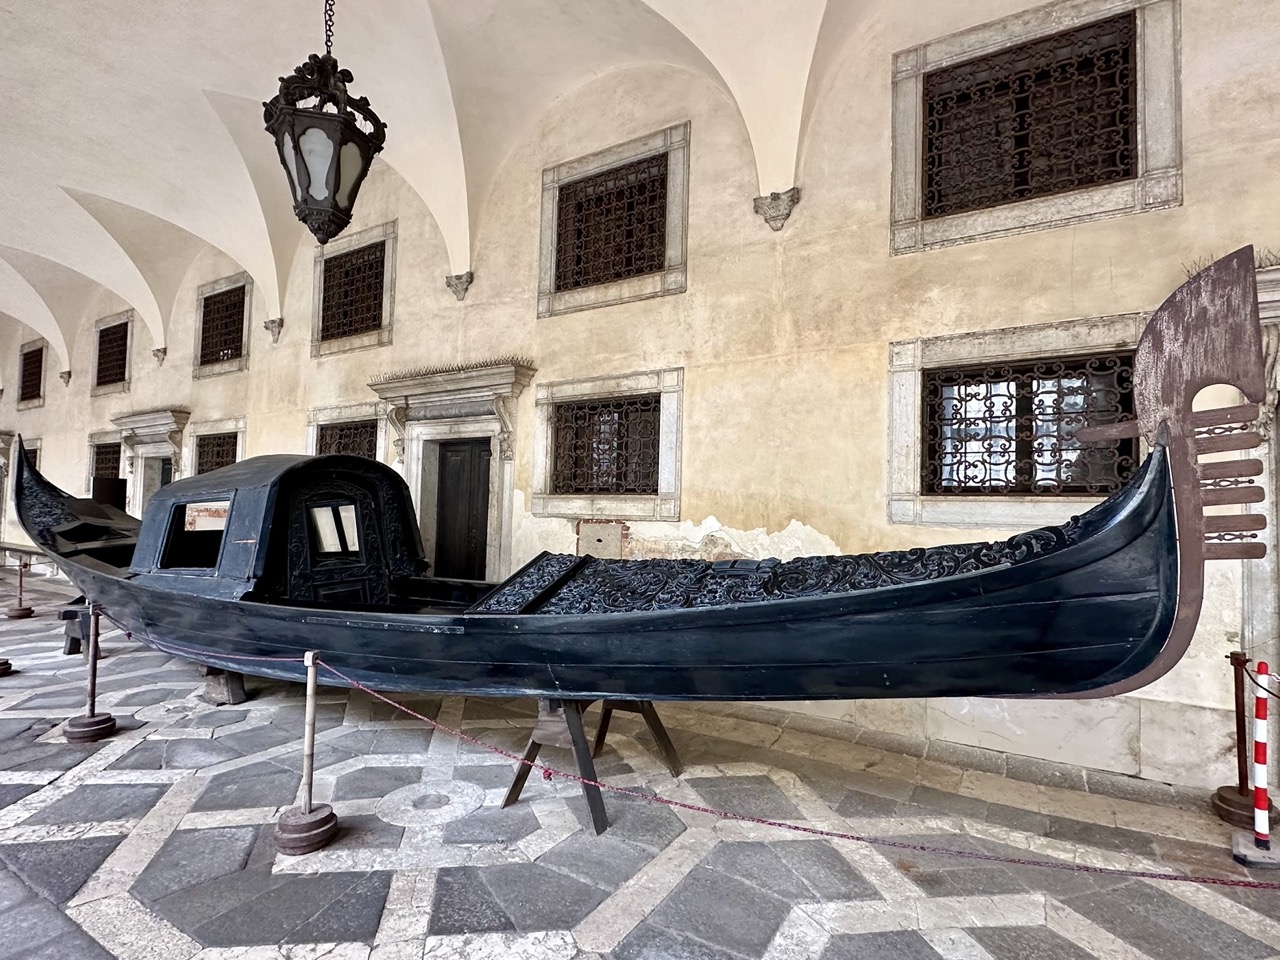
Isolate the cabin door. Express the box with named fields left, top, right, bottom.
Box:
left=435, top=439, right=491, bottom=579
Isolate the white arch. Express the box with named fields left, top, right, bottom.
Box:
left=0, top=259, right=69, bottom=368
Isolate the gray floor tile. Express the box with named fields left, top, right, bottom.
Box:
left=648, top=865, right=791, bottom=958
left=114, top=688, right=182, bottom=707
left=453, top=763, right=521, bottom=789
left=478, top=861, right=609, bottom=931
left=0, top=835, right=123, bottom=903
left=191, top=761, right=301, bottom=812
left=333, top=728, right=434, bottom=754
left=23, top=784, right=167, bottom=825
left=332, top=764, right=420, bottom=802
left=282, top=871, right=392, bottom=943
left=132, top=826, right=259, bottom=903
left=821, top=931, right=943, bottom=960
left=0, top=868, right=33, bottom=912
left=0, top=784, right=39, bottom=810
left=150, top=862, right=291, bottom=933
left=442, top=805, right=540, bottom=845
left=984, top=802, right=1051, bottom=836
left=19, top=930, right=116, bottom=960
left=967, top=925, right=1095, bottom=960
left=834, top=789, right=901, bottom=818
left=702, top=841, right=814, bottom=902
left=215, top=724, right=297, bottom=755
left=771, top=840, right=882, bottom=901
left=0, top=898, right=80, bottom=960
left=685, top=775, right=803, bottom=820
left=565, top=789, right=686, bottom=853
left=537, top=832, right=653, bottom=891
left=906, top=785, right=990, bottom=819
left=330, top=813, right=404, bottom=850
left=615, top=922, right=748, bottom=960
left=907, top=865, right=1027, bottom=898
left=1044, top=816, right=1158, bottom=857
left=1063, top=881, right=1273, bottom=960
left=429, top=866, right=516, bottom=936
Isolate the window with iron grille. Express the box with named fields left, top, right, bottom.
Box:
left=19, top=347, right=43, bottom=402
left=552, top=394, right=660, bottom=495
left=316, top=419, right=378, bottom=459
left=92, top=443, right=121, bottom=478
left=555, top=153, right=668, bottom=292
left=24, top=446, right=39, bottom=471
left=199, top=285, right=246, bottom=365
left=921, top=351, right=1135, bottom=495
left=320, top=242, right=385, bottom=342
left=922, top=12, right=1136, bottom=219
left=95, top=321, right=129, bottom=386
left=195, top=433, right=239, bottom=475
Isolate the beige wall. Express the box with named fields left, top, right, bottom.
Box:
left=4, top=0, right=1279, bottom=788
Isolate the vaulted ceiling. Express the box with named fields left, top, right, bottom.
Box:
left=0, top=0, right=875, bottom=368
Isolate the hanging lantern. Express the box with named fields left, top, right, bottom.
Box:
left=263, top=0, right=387, bottom=245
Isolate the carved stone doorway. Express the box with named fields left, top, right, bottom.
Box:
left=139, top=457, right=173, bottom=514
left=433, top=439, right=492, bottom=579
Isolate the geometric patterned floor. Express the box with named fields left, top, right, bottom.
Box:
left=1, top=573, right=1278, bottom=959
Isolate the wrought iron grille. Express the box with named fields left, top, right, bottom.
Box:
left=19, top=348, right=42, bottom=402
left=93, top=443, right=121, bottom=478
left=316, top=419, right=378, bottom=459
left=95, top=322, right=129, bottom=386
left=552, top=394, right=660, bottom=495
left=196, top=433, right=239, bottom=475
left=199, top=286, right=246, bottom=365
left=921, top=351, right=1135, bottom=496
left=320, top=242, right=385, bottom=341
left=922, top=12, right=1136, bottom=219
left=555, top=153, right=668, bottom=292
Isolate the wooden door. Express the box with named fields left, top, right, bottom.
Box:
left=435, top=439, right=491, bottom=579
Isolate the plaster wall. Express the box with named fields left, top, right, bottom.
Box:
left=4, top=0, right=1279, bottom=789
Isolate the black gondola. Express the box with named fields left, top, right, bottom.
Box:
left=12, top=249, right=1269, bottom=702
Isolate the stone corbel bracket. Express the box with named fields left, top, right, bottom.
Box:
left=264, top=317, right=283, bottom=344
left=753, top=187, right=800, bottom=231
left=152, top=347, right=167, bottom=367
left=445, top=271, right=474, bottom=302
left=386, top=402, right=408, bottom=464
left=58, top=370, right=72, bottom=386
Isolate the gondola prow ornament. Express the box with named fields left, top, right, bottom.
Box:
left=263, top=0, right=387, bottom=245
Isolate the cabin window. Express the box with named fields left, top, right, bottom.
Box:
left=160, top=499, right=230, bottom=569
left=551, top=394, right=661, bottom=495
left=921, top=351, right=1136, bottom=496
left=309, top=503, right=362, bottom=559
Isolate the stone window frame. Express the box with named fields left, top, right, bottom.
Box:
left=22, top=438, right=40, bottom=471
left=532, top=367, right=683, bottom=520
left=184, top=417, right=245, bottom=480
left=890, top=0, right=1181, bottom=255
left=85, top=430, right=123, bottom=496
left=311, top=221, right=397, bottom=358
left=888, top=313, right=1144, bottom=529
left=537, top=123, right=690, bottom=319
left=17, top=337, right=46, bottom=410
left=306, top=401, right=387, bottom=461
left=193, top=273, right=253, bottom=380
left=91, top=310, right=133, bottom=397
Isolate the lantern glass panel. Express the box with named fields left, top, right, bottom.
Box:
left=282, top=132, right=303, bottom=201
left=337, top=141, right=362, bottom=209
left=300, top=126, right=334, bottom=201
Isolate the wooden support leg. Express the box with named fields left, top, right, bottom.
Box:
left=501, top=737, right=542, bottom=810
left=591, top=704, right=615, bottom=758
left=563, top=701, right=608, bottom=835
left=638, top=701, right=684, bottom=778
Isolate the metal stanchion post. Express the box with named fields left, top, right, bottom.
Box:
left=1234, top=661, right=1280, bottom=868
left=274, top=651, right=337, bottom=854
left=64, top=604, right=116, bottom=743
left=1213, top=651, right=1272, bottom=827
left=7, top=561, right=33, bottom=619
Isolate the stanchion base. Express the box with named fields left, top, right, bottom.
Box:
left=1232, top=831, right=1280, bottom=868
left=64, top=713, right=116, bottom=743
left=0, top=659, right=11, bottom=677
left=1213, top=785, right=1273, bottom=829
left=275, top=804, right=338, bottom=855
left=6, top=606, right=33, bottom=619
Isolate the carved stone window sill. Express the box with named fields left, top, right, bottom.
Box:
left=16, top=398, right=44, bottom=411
left=311, top=327, right=392, bottom=358
left=193, top=356, right=249, bottom=380
left=90, top=381, right=130, bottom=398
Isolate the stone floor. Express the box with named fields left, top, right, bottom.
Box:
left=0, top=572, right=1278, bottom=959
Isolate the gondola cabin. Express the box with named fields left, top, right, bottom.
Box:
left=129, top=455, right=492, bottom=609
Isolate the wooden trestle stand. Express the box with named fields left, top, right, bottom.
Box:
left=503, top=698, right=682, bottom=835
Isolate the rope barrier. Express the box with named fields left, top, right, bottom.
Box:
left=312, top=658, right=1280, bottom=892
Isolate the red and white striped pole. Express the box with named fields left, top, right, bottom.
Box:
left=1254, top=662, right=1272, bottom=850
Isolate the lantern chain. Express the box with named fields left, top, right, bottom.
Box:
left=324, top=0, right=335, bottom=56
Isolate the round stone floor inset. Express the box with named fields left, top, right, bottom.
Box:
left=375, top=779, right=484, bottom=827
